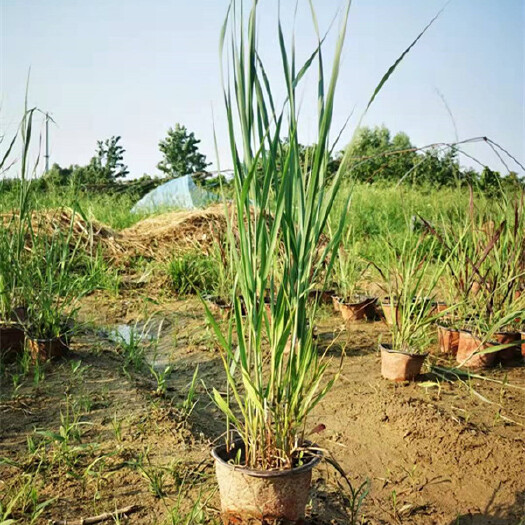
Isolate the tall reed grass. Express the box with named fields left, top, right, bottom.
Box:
left=207, top=0, right=442, bottom=470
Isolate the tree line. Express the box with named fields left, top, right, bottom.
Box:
left=3, top=123, right=521, bottom=195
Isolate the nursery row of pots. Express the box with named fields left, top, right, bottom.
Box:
left=329, top=295, right=525, bottom=381
left=437, top=325, right=525, bottom=367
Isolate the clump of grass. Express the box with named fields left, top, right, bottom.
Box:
left=168, top=251, right=219, bottom=295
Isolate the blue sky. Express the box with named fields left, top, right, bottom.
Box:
left=1, top=0, right=524, bottom=178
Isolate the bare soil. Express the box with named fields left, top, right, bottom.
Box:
left=1, top=294, right=524, bottom=524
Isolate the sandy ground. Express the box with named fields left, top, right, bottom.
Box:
left=1, top=294, right=524, bottom=524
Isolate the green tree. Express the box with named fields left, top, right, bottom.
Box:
left=41, top=137, right=128, bottom=188
left=410, top=147, right=462, bottom=186
left=87, top=135, right=128, bottom=183
left=345, top=126, right=416, bottom=182
left=157, top=124, right=209, bottom=178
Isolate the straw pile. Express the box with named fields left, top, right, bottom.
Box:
left=121, top=204, right=228, bottom=259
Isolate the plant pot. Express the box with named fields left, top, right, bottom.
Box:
left=520, top=332, right=525, bottom=359
left=212, top=440, right=321, bottom=524
left=308, top=289, right=335, bottom=305
left=26, top=335, right=69, bottom=362
left=437, top=325, right=460, bottom=356
left=456, top=330, right=496, bottom=369
left=379, top=343, right=427, bottom=382
left=337, top=296, right=376, bottom=322
left=206, top=297, right=233, bottom=319
left=433, top=302, right=448, bottom=314
left=331, top=295, right=341, bottom=312
left=381, top=301, right=400, bottom=326
left=0, top=324, right=25, bottom=363
left=493, top=331, right=521, bottom=364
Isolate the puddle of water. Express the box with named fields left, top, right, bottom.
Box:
left=105, top=322, right=172, bottom=372
left=106, top=323, right=154, bottom=345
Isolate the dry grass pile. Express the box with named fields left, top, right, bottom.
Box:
left=1, top=208, right=131, bottom=258
left=1, top=205, right=231, bottom=262
left=121, top=203, right=228, bottom=259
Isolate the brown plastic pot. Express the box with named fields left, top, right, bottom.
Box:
left=433, top=302, right=448, bottom=314
left=212, top=441, right=321, bottom=524
left=206, top=297, right=233, bottom=319
left=0, top=324, right=25, bottom=363
left=308, top=289, right=335, bottom=305
left=379, top=343, right=428, bottom=382
left=331, top=295, right=341, bottom=312
left=456, top=330, right=496, bottom=369
left=26, top=335, right=69, bottom=362
left=437, top=325, right=460, bottom=355
left=493, top=331, right=521, bottom=364
left=381, top=301, right=400, bottom=326
left=337, top=296, right=376, bottom=322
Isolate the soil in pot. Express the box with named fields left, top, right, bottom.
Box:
left=0, top=324, right=25, bottom=363
left=212, top=440, right=321, bottom=524
left=337, top=296, right=377, bottom=322
left=379, top=343, right=428, bottom=382
left=493, top=331, right=521, bottom=364
left=27, top=335, right=69, bottom=362
left=456, top=330, right=496, bottom=369
left=437, top=325, right=460, bottom=356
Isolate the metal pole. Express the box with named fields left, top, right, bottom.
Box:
left=45, top=112, right=50, bottom=172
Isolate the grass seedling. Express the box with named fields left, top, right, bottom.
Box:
left=149, top=364, right=172, bottom=397
left=114, top=323, right=147, bottom=374
left=111, top=412, right=123, bottom=443
left=36, top=395, right=93, bottom=468
left=180, top=366, right=199, bottom=420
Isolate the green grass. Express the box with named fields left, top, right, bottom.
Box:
left=0, top=183, right=147, bottom=230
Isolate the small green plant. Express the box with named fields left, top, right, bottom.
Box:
left=130, top=450, right=166, bottom=498
left=168, top=250, right=219, bottom=295
left=35, top=395, right=93, bottom=468
left=149, top=364, right=172, bottom=397
left=0, top=470, right=55, bottom=525
left=114, top=323, right=148, bottom=374
left=111, top=412, right=123, bottom=443
left=32, top=359, right=45, bottom=386
left=179, top=366, right=199, bottom=420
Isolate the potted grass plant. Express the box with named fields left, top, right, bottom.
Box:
left=20, top=219, right=87, bottom=361
left=206, top=2, right=353, bottom=516
left=0, top=107, right=39, bottom=363
left=331, top=227, right=376, bottom=322
left=456, top=285, right=525, bottom=368
left=205, top=1, right=442, bottom=521
left=422, top=192, right=525, bottom=364
left=0, top=222, right=25, bottom=362
left=375, top=235, right=451, bottom=381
